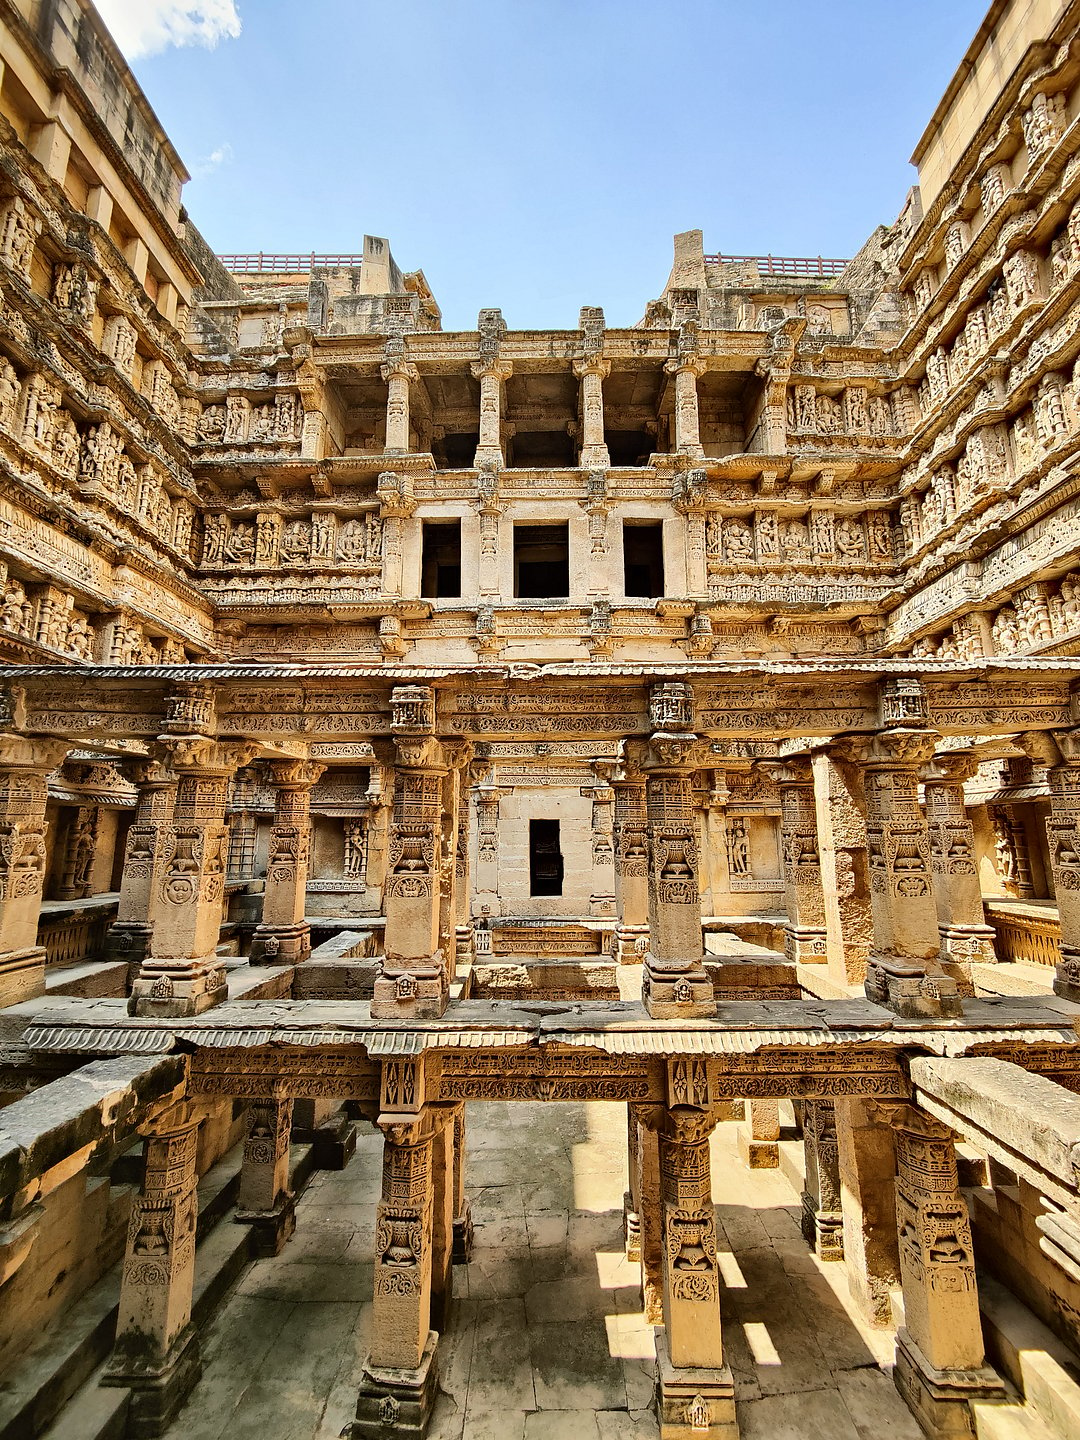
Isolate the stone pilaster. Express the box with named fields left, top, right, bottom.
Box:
left=664, top=357, right=706, bottom=459
left=373, top=687, right=450, bottom=1018
left=250, top=759, right=325, bottom=965
left=921, top=752, right=996, bottom=984
left=0, top=735, right=69, bottom=1008
left=890, top=1108, right=1006, bottom=1437
left=451, top=1104, right=473, bottom=1262
left=56, top=803, right=98, bottom=900
left=129, top=740, right=253, bottom=1018
left=583, top=762, right=617, bottom=917
left=650, top=1099, right=736, bottom=1440
left=624, top=1104, right=642, bottom=1263
left=637, top=1113, right=664, bottom=1325
left=429, top=1108, right=455, bottom=1334
left=613, top=761, right=649, bottom=960
left=352, top=1100, right=444, bottom=1440
left=839, top=729, right=962, bottom=1019
left=381, top=359, right=418, bottom=454
left=800, top=1099, right=843, bottom=1260
left=376, top=470, right=416, bottom=598
left=573, top=356, right=611, bottom=468
left=1020, top=728, right=1080, bottom=1000
left=102, top=1107, right=203, bottom=1433
left=236, top=1095, right=295, bottom=1257
left=834, top=1097, right=900, bottom=1327
left=106, top=762, right=178, bottom=974
left=642, top=748, right=715, bottom=1018
left=763, top=758, right=828, bottom=964
left=812, top=749, right=873, bottom=986
left=471, top=358, right=512, bottom=468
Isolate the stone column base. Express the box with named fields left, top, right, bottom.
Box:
left=128, top=959, right=228, bottom=1017
left=104, top=921, right=153, bottom=972
left=352, top=1332, right=439, bottom=1439
left=615, top=925, right=649, bottom=963
left=800, top=1195, right=844, bottom=1260
left=0, top=946, right=46, bottom=1008
left=893, top=1328, right=1006, bottom=1440
left=235, top=1196, right=296, bottom=1258
left=864, top=957, right=963, bottom=1019
left=784, top=926, right=828, bottom=965
left=623, top=1189, right=641, bottom=1262
left=102, top=1323, right=202, bottom=1438
left=452, top=1203, right=473, bottom=1263
left=1054, top=947, right=1080, bottom=1003
left=655, top=1332, right=738, bottom=1439
left=249, top=922, right=310, bottom=965
left=643, top=1274, right=664, bottom=1325
left=737, top=1130, right=779, bottom=1169
left=371, top=958, right=448, bottom=1019
left=938, top=924, right=997, bottom=966
left=643, top=957, right=717, bottom=1018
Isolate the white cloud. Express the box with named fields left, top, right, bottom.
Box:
left=191, top=141, right=234, bottom=180
left=96, top=1, right=242, bottom=60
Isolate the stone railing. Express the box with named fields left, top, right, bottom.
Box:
left=37, top=898, right=118, bottom=968
left=705, top=253, right=849, bottom=277
left=217, top=253, right=364, bottom=273
left=985, top=899, right=1061, bottom=967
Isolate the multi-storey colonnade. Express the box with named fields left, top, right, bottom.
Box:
left=5, top=1, right=1080, bottom=1438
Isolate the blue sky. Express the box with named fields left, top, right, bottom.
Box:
left=109, top=1, right=990, bottom=331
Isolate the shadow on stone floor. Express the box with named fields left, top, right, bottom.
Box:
left=158, top=1102, right=922, bottom=1440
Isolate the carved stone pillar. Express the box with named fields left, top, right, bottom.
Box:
left=664, top=357, right=706, bottom=459
left=106, top=761, right=178, bottom=973
left=738, top=1097, right=780, bottom=1170
left=451, top=1104, right=472, bottom=1262
left=573, top=356, right=610, bottom=468
left=1020, top=728, right=1080, bottom=1001
left=812, top=749, right=873, bottom=985
left=650, top=1097, right=735, bottom=1440
left=471, top=779, right=507, bottom=914
left=382, top=359, right=417, bottom=454
left=56, top=803, right=98, bottom=900
left=102, top=1107, right=203, bottom=1433
left=129, top=740, right=253, bottom=1018
left=839, top=730, right=962, bottom=1019
left=834, top=1097, right=899, bottom=1327
left=0, top=735, right=68, bottom=1008
left=638, top=1113, right=664, bottom=1325
left=613, top=763, right=649, bottom=960
left=763, top=758, right=828, bottom=964
left=352, top=1099, right=444, bottom=1440
left=800, top=1099, right=843, bottom=1260
left=584, top=763, right=616, bottom=917
left=251, top=759, right=325, bottom=965
left=373, top=687, right=449, bottom=1019
left=471, top=358, right=512, bottom=467
left=922, top=752, right=996, bottom=983
left=890, top=1108, right=1006, bottom=1436
left=376, top=470, right=416, bottom=598
left=429, top=1109, right=455, bottom=1334
left=236, top=1095, right=295, bottom=1256
left=624, top=1104, right=642, bottom=1263
left=642, top=748, right=715, bottom=1018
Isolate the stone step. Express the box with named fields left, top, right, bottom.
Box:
left=0, top=1140, right=316, bottom=1440
left=973, top=1401, right=1056, bottom=1440
left=979, top=1274, right=1080, bottom=1439
left=43, top=961, right=128, bottom=999
left=37, top=1366, right=129, bottom=1440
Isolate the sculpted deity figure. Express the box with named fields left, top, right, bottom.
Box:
left=812, top=510, right=834, bottom=555
left=756, top=510, right=778, bottom=555
left=337, top=518, right=368, bottom=561
left=53, top=412, right=79, bottom=476
left=251, top=404, right=275, bottom=441
left=1, top=582, right=31, bottom=636
left=198, top=405, right=226, bottom=442
left=311, top=510, right=334, bottom=559
left=202, top=514, right=230, bottom=565
left=1057, top=576, right=1080, bottom=632
left=115, top=454, right=137, bottom=509
left=723, top=518, right=754, bottom=561
left=794, top=385, right=816, bottom=429
left=172, top=501, right=194, bottom=556
left=225, top=521, right=256, bottom=563
left=2, top=198, right=37, bottom=275
left=867, top=395, right=892, bottom=436
left=992, top=607, right=1020, bottom=653
left=835, top=517, right=866, bottom=559
left=816, top=394, right=841, bottom=433
left=727, top=817, right=750, bottom=875
left=867, top=511, right=892, bottom=562
left=0, top=358, right=18, bottom=427
left=66, top=614, right=93, bottom=660
left=343, top=820, right=366, bottom=880
left=780, top=518, right=810, bottom=560
left=282, top=519, right=311, bottom=563
left=274, top=394, right=297, bottom=439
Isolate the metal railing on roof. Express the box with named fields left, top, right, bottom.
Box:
left=217, top=253, right=365, bottom=274
left=705, top=253, right=849, bottom=277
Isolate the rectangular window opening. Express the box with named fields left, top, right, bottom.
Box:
left=623, top=521, right=665, bottom=598
left=514, top=523, right=569, bottom=598
left=421, top=519, right=462, bottom=599
left=530, top=818, right=564, bottom=896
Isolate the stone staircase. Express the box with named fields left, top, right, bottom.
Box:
left=973, top=1276, right=1080, bottom=1440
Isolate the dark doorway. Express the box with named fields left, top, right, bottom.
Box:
left=514, top=524, right=569, bottom=598
left=529, top=818, right=564, bottom=896
left=623, top=521, right=665, bottom=598
left=421, top=520, right=462, bottom=598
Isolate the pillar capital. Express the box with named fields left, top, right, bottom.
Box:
left=837, top=728, right=941, bottom=769
left=663, top=355, right=707, bottom=379
left=153, top=737, right=257, bottom=776
left=758, top=755, right=814, bottom=787
left=0, top=734, right=68, bottom=772
left=1020, top=726, right=1080, bottom=768
left=469, top=357, right=513, bottom=383
left=268, top=758, right=325, bottom=790
left=380, top=359, right=418, bottom=384
left=920, top=750, right=978, bottom=785
left=572, top=355, right=610, bottom=380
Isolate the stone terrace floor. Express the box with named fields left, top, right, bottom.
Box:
left=162, top=1101, right=923, bottom=1440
